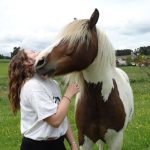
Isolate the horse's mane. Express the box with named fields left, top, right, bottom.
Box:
left=56, top=19, right=92, bottom=48
left=94, top=28, right=116, bottom=70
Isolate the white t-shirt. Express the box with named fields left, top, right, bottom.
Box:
left=20, top=74, right=68, bottom=141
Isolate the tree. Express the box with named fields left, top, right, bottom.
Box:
left=11, top=47, right=21, bottom=58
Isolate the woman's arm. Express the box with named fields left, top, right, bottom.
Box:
left=65, top=122, right=78, bottom=150
left=44, top=96, right=71, bottom=127
left=44, top=83, right=79, bottom=128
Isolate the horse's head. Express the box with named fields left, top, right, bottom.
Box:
left=35, top=9, right=99, bottom=76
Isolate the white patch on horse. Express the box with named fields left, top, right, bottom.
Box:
left=105, top=129, right=123, bottom=150
left=80, top=135, right=94, bottom=150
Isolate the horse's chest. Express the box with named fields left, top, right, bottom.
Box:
left=75, top=80, right=126, bottom=143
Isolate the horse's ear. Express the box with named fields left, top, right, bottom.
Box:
left=88, top=8, right=99, bottom=29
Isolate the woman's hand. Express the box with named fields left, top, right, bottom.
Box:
left=64, top=83, right=80, bottom=101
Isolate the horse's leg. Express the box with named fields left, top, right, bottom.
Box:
left=105, top=130, right=123, bottom=150
left=97, top=140, right=104, bottom=150
left=80, top=136, right=94, bottom=150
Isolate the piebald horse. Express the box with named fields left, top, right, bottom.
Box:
left=34, top=9, right=134, bottom=150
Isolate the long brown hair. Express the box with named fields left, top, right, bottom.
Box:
left=8, top=50, right=34, bottom=115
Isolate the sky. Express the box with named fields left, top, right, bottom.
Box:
left=0, top=0, right=150, bottom=56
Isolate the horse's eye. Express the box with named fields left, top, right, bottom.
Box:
left=65, top=49, right=74, bottom=56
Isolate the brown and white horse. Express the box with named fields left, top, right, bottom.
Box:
left=34, top=9, right=134, bottom=150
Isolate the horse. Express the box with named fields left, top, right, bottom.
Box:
left=34, top=8, right=134, bottom=150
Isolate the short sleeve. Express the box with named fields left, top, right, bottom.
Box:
left=30, top=91, right=58, bottom=121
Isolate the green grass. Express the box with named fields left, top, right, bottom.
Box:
left=119, top=67, right=150, bottom=150
left=0, top=60, right=150, bottom=150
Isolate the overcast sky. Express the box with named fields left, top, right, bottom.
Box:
left=0, top=0, right=150, bottom=56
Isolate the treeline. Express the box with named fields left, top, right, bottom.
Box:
left=0, top=54, right=10, bottom=59
left=0, top=46, right=150, bottom=59
left=116, top=49, right=132, bottom=56
left=116, top=46, right=150, bottom=56
left=134, top=46, right=150, bottom=55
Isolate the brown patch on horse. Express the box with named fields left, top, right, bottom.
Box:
left=75, top=79, right=126, bottom=145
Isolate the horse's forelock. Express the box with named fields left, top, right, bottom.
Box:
left=57, top=19, right=92, bottom=48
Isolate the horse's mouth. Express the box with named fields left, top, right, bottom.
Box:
left=47, top=69, right=56, bottom=77
left=36, top=67, right=56, bottom=77
left=35, top=60, right=57, bottom=77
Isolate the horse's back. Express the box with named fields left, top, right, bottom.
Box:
left=115, top=67, right=130, bottom=82
left=114, top=67, right=134, bottom=124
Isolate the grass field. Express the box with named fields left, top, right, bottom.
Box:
left=0, top=60, right=150, bottom=150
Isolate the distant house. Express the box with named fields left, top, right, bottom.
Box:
left=116, top=58, right=127, bottom=66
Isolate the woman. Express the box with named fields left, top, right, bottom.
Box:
left=8, top=49, right=79, bottom=150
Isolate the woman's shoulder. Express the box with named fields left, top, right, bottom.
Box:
left=51, top=79, right=59, bottom=85
left=49, top=79, right=60, bottom=89
left=23, top=75, right=45, bottom=91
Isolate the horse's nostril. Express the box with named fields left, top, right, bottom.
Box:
left=36, top=57, right=46, bottom=69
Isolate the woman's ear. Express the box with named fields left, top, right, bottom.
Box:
left=28, top=59, right=34, bottom=65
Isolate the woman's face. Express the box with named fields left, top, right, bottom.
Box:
left=25, top=50, right=39, bottom=61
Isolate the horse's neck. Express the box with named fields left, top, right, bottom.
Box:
left=82, top=62, right=113, bottom=82
left=69, top=29, right=116, bottom=101
left=82, top=65, right=114, bottom=101
left=68, top=68, right=114, bottom=102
